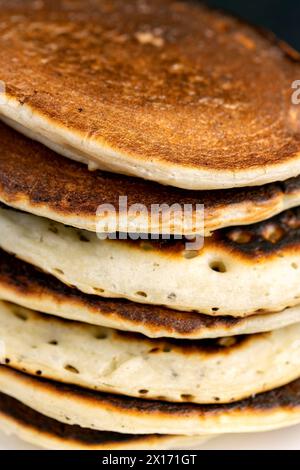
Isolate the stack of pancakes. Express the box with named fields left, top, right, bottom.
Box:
left=0, top=0, right=300, bottom=450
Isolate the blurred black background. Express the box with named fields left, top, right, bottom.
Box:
left=201, top=0, right=300, bottom=50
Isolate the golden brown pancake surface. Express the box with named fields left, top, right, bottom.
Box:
left=0, top=0, right=300, bottom=189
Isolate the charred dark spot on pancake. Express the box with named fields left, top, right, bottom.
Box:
left=11, top=306, right=28, bottom=321
left=218, top=207, right=300, bottom=257
left=180, top=394, right=195, bottom=402
left=48, top=225, right=59, bottom=235
left=94, top=331, right=108, bottom=340
left=0, top=249, right=246, bottom=335
left=0, top=391, right=152, bottom=445
left=135, top=291, right=148, bottom=298
left=78, top=232, right=90, bottom=243
left=64, top=365, right=80, bottom=374
left=278, top=177, right=300, bottom=195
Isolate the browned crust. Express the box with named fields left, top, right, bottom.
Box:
left=4, top=366, right=300, bottom=417
left=1, top=121, right=300, bottom=234
left=107, top=206, right=300, bottom=260
left=125, top=206, right=300, bottom=260
left=0, top=392, right=156, bottom=446
left=0, top=249, right=248, bottom=336
left=216, top=207, right=300, bottom=257
left=0, top=0, right=300, bottom=175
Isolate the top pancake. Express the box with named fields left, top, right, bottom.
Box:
left=0, top=0, right=300, bottom=190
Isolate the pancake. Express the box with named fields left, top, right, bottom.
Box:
left=1, top=366, right=300, bottom=435
left=1, top=249, right=300, bottom=340
left=0, top=1, right=300, bottom=190
left=0, top=393, right=207, bottom=450
left=1, top=123, right=300, bottom=237
left=3, top=301, right=300, bottom=404
left=1, top=205, right=300, bottom=316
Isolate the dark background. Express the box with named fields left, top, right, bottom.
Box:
left=201, top=0, right=300, bottom=50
